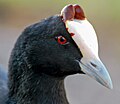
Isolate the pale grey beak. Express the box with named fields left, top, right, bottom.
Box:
left=79, top=57, right=113, bottom=89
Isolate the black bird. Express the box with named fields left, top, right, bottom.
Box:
left=0, top=4, right=113, bottom=104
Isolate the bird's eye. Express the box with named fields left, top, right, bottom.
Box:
left=56, top=36, right=68, bottom=45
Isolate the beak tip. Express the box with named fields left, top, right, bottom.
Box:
left=106, top=81, right=113, bottom=89
left=98, top=74, right=113, bottom=89
left=103, top=71, right=113, bottom=90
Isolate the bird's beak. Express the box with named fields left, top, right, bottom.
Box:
left=79, top=55, right=113, bottom=89
left=79, top=57, right=113, bottom=89
left=61, top=4, right=113, bottom=89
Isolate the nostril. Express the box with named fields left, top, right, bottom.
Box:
left=90, top=62, right=97, bottom=68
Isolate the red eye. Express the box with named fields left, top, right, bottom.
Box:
left=57, top=36, right=67, bottom=45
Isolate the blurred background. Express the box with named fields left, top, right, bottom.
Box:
left=0, top=0, right=120, bottom=104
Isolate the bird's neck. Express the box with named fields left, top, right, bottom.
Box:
left=8, top=74, right=69, bottom=104
left=35, top=74, right=69, bottom=104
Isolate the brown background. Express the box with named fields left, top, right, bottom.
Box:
left=0, top=0, right=120, bottom=104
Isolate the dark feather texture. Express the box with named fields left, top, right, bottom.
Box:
left=5, top=15, right=83, bottom=104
